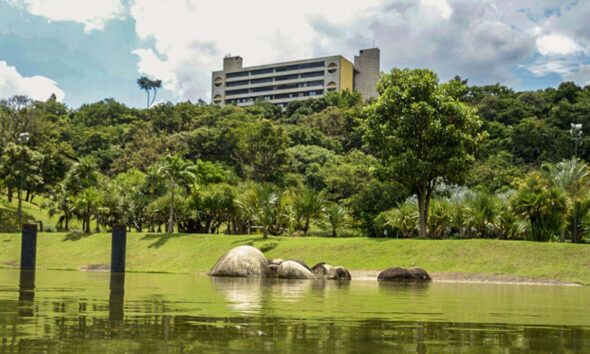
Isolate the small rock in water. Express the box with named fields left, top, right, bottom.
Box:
left=311, top=263, right=352, bottom=281
left=377, top=267, right=431, bottom=281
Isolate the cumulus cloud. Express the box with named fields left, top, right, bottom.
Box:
left=125, top=0, right=589, bottom=100
left=536, top=34, right=582, bottom=56
left=5, top=0, right=125, bottom=32
left=129, top=0, right=382, bottom=101
left=0, top=61, right=65, bottom=101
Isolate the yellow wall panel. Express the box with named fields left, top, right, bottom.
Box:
left=339, top=57, right=354, bottom=92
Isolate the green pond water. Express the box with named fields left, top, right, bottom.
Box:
left=0, top=269, right=589, bottom=353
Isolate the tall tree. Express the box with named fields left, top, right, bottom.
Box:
left=137, top=76, right=163, bottom=108
left=364, top=68, right=483, bottom=237
left=157, top=154, right=197, bottom=233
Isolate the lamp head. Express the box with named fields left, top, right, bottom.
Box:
left=17, top=132, right=30, bottom=144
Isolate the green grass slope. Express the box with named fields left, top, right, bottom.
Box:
left=1, top=233, right=589, bottom=284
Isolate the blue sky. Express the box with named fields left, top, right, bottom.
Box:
left=0, top=0, right=589, bottom=108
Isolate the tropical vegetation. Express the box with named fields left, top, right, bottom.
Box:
left=1, top=68, right=590, bottom=243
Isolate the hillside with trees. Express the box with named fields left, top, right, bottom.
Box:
left=1, top=69, right=590, bottom=242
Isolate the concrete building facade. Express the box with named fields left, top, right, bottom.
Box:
left=211, top=48, right=380, bottom=107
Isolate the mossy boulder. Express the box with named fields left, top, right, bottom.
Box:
left=209, top=246, right=269, bottom=277
left=277, top=260, right=316, bottom=279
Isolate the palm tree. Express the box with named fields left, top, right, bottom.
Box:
left=71, top=187, right=101, bottom=233
left=137, top=76, right=163, bottom=108
left=544, top=158, right=590, bottom=243
left=378, top=199, right=419, bottom=238
left=43, top=186, right=73, bottom=231
left=63, top=156, right=99, bottom=195
left=324, top=203, right=350, bottom=237
left=156, top=154, right=197, bottom=233
left=293, top=186, right=326, bottom=236
left=511, top=171, right=568, bottom=242
left=235, top=183, right=294, bottom=238
left=465, top=191, right=498, bottom=238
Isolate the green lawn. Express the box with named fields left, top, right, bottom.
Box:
left=1, top=232, right=589, bottom=284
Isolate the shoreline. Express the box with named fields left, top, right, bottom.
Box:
left=2, top=233, right=589, bottom=286
left=0, top=264, right=582, bottom=286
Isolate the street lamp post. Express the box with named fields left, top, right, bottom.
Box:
left=17, top=132, right=30, bottom=228
left=569, top=123, right=583, bottom=243
left=570, top=123, right=583, bottom=158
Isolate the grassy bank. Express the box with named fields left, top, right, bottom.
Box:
left=1, top=232, right=589, bottom=284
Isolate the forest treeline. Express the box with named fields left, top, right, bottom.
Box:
left=1, top=68, right=589, bottom=242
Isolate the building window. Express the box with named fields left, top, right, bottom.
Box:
left=226, top=89, right=249, bottom=96
left=304, top=80, right=324, bottom=87
left=214, top=77, right=223, bottom=87
left=251, top=77, right=273, bottom=84
left=276, top=61, right=324, bottom=72
left=300, top=71, right=324, bottom=78
left=275, top=64, right=299, bottom=72
left=213, top=95, right=222, bottom=104
left=299, top=61, right=325, bottom=69
left=227, top=71, right=249, bottom=78
left=226, top=80, right=249, bottom=87
left=275, top=74, right=299, bottom=81
left=252, top=85, right=274, bottom=93
left=251, top=68, right=274, bottom=75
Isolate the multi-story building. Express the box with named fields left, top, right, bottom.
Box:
left=211, top=48, right=380, bottom=107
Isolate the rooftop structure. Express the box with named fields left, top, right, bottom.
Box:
left=211, top=48, right=380, bottom=107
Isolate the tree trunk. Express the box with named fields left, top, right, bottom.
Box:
left=331, top=225, right=337, bottom=238
left=7, top=186, right=12, bottom=202
left=25, top=189, right=30, bottom=202
left=560, top=229, right=565, bottom=243
left=85, top=213, right=90, bottom=234
left=572, top=203, right=579, bottom=243
left=303, top=217, right=310, bottom=236
left=17, top=186, right=23, bottom=226
left=167, top=183, right=175, bottom=233
left=417, top=191, right=427, bottom=238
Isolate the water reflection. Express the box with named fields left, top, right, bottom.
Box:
left=18, top=269, right=35, bottom=317
left=210, top=277, right=264, bottom=313
left=109, top=272, right=125, bottom=323
left=377, top=281, right=431, bottom=294
left=0, top=270, right=589, bottom=353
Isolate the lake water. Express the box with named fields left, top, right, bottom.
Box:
left=0, top=269, right=589, bottom=353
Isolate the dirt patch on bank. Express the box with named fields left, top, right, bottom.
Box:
left=79, top=264, right=110, bottom=272
left=350, top=269, right=580, bottom=286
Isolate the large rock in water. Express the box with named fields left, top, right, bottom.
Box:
left=277, top=260, right=316, bottom=279
left=311, top=263, right=352, bottom=281
left=377, top=267, right=431, bottom=281
left=209, top=246, right=269, bottom=277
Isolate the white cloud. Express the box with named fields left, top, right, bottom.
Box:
left=6, top=0, right=124, bottom=32
left=129, top=0, right=382, bottom=101
left=124, top=0, right=588, bottom=100
left=527, top=59, right=577, bottom=76
left=536, top=34, right=582, bottom=56
left=0, top=61, right=65, bottom=101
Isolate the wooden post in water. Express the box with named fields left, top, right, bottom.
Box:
left=110, top=225, right=127, bottom=273
left=20, top=224, right=37, bottom=270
